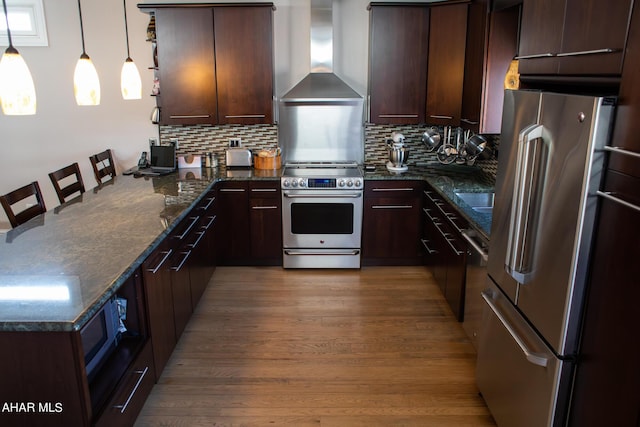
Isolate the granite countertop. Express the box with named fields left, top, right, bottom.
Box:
left=0, top=169, right=220, bottom=332
left=363, top=162, right=495, bottom=239
left=0, top=163, right=492, bottom=332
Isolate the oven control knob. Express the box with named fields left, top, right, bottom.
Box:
left=282, top=179, right=290, bottom=188
left=291, top=180, right=298, bottom=188
left=298, top=179, right=306, bottom=187
left=338, top=179, right=346, bottom=187
left=354, top=179, right=362, bottom=188
left=347, top=180, right=354, bottom=187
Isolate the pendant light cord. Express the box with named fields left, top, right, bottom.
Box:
left=123, top=0, right=131, bottom=59
left=77, top=0, right=87, bottom=55
left=2, top=0, right=15, bottom=49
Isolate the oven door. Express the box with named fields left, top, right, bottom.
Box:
left=282, top=189, right=363, bottom=249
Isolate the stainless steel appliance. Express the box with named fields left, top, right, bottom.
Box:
left=477, top=90, right=615, bottom=426
left=461, top=228, right=489, bottom=350
left=281, top=162, right=363, bottom=269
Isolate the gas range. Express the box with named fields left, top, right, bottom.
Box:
left=281, top=162, right=363, bottom=190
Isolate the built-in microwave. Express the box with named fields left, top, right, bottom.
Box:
left=80, top=296, right=124, bottom=381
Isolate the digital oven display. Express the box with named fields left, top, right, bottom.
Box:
left=308, top=178, right=336, bottom=188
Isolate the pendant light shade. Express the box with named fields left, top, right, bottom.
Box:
left=74, top=53, right=100, bottom=105
left=74, top=0, right=100, bottom=106
left=0, top=0, right=36, bottom=115
left=120, top=0, right=141, bottom=99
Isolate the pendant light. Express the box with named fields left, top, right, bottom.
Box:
left=74, top=0, right=100, bottom=106
left=120, top=0, right=141, bottom=99
left=0, top=0, right=36, bottom=115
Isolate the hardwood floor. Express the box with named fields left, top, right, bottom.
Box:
left=135, top=266, right=495, bottom=427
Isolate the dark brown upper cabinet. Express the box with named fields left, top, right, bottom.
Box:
left=518, top=0, right=633, bottom=76
left=368, top=4, right=430, bottom=124
left=425, top=3, right=469, bottom=127
left=141, top=4, right=274, bottom=126
left=214, top=6, right=274, bottom=124
left=155, top=8, right=218, bottom=126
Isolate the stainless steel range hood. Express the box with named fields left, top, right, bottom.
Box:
left=279, top=0, right=365, bottom=164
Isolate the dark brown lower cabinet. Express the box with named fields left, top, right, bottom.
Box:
left=422, top=185, right=467, bottom=321
left=249, top=181, right=282, bottom=265
left=569, top=170, right=640, bottom=426
left=362, top=180, right=424, bottom=265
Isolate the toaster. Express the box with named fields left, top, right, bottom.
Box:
left=225, top=148, right=252, bottom=167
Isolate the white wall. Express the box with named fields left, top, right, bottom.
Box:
left=0, top=0, right=437, bottom=225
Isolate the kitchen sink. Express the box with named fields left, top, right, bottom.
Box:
left=454, top=192, right=495, bottom=214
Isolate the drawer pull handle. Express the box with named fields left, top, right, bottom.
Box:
left=251, top=188, right=278, bottom=192
left=251, top=205, right=278, bottom=210
left=372, top=188, right=414, bottom=192
left=198, top=196, right=215, bottom=211
left=174, top=216, right=199, bottom=240
left=114, top=366, right=149, bottom=414
left=420, top=238, right=437, bottom=255
left=429, top=115, right=454, bottom=120
left=220, top=188, right=246, bottom=193
left=170, top=250, right=192, bottom=272
left=372, top=205, right=413, bottom=209
left=460, top=118, right=479, bottom=125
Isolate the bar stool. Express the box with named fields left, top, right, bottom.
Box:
left=89, top=149, right=116, bottom=185
left=48, top=162, right=86, bottom=204
left=0, top=181, right=47, bottom=228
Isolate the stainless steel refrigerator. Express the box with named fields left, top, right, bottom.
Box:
left=477, top=90, right=615, bottom=427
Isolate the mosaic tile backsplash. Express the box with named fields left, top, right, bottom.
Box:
left=161, top=123, right=499, bottom=177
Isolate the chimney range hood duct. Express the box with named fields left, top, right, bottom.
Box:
left=279, top=0, right=364, bottom=163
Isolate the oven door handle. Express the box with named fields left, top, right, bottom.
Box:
left=284, top=249, right=361, bottom=256
left=282, top=192, right=362, bottom=198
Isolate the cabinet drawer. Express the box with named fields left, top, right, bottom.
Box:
left=249, top=181, right=280, bottom=198
left=94, top=340, right=155, bottom=427
left=364, top=180, right=423, bottom=197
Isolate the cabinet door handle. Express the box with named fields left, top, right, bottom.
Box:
left=460, top=118, right=479, bottom=125
left=224, top=114, right=266, bottom=118
left=114, top=366, right=149, bottom=414
left=198, top=196, right=215, bottom=211
left=429, top=115, right=454, bottom=120
left=251, top=188, right=278, bottom=192
left=372, top=205, right=413, bottom=209
left=201, top=215, right=216, bottom=230
left=220, top=188, right=246, bottom=193
left=515, top=52, right=555, bottom=59
left=170, top=250, right=192, bottom=272
left=420, top=238, right=437, bottom=255
left=169, top=114, right=211, bottom=119
left=378, top=114, right=419, bottom=118
left=597, top=191, right=640, bottom=213
left=146, top=250, right=172, bottom=274
left=556, top=48, right=617, bottom=57
left=251, top=205, right=278, bottom=210
left=188, top=231, right=206, bottom=249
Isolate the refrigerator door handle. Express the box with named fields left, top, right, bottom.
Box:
left=481, top=291, right=550, bottom=367
left=505, top=124, right=544, bottom=284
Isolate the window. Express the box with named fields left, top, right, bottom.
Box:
left=0, top=0, right=48, bottom=47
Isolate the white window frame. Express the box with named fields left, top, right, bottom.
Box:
left=0, top=0, right=48, bottom=47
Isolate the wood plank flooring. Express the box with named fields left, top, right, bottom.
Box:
left=135, top=266, right=495, bottom=427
